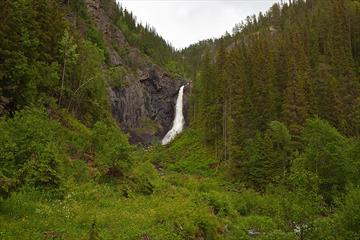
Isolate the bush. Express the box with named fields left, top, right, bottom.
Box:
left=127, top=160, right=163, bottom=195
left=0, top=107, right=64, bottom=197
left=301, top=118, right=351, bottom=203
left=337, top=187, right=360, bottom=239
left=23, top=143, right=63, bottom=191
left=228, top=215, right=277, bottom=239
left=106, top=66, right=126, bottom=88
left=92, top=121, right=132, bottom=178
left=259, top=230, right=297, bottom=240
left=151, top=129, right=218, bottom=177
left=202, top=190, right=236, bottom=216
left=238, top=121, right=293, bottom=190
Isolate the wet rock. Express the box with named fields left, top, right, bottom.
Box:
left=108, top=68, right=186, bottom=145
left=85, top=0, right=189, bottom=144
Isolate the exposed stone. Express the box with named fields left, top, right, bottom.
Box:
left=108, top=68, right=187, bottom=145
left=85, top=0, right=189, bottom=145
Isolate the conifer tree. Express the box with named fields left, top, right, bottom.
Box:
left=215, top=39, right=228, bottom=160
left=282, top=28, right=308, bottom=137
left=330, top=0, right=359, bottom=134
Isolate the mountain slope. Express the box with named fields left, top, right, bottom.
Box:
left=1, top=0, right=360, bottom=239
left=84, top=0, right=188, bottom=144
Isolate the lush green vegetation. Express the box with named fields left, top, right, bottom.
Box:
left=1, top=121, right=360, bottom=239
left=1, top=0, right=360, bottom=239
left=190, top=0, right=360, bottom=187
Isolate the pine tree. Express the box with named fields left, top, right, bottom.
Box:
left=226, top=45, right=253, bottom=160
left=282, top=27, right=308, bottom=137
left=215, top=39, right=228, bottom=160
left=330, top=0, right=359, bottom=134
left=198, top=53, right=216, bottom=145
left=247, top=34, right=275, bottom=132
left=238, top=132, right=276, bottom=191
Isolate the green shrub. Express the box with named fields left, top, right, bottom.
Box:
left=106, top=66, right=126, bottom=88
left=228, top=215, right=277, bottom=239
left=87, top=26, right=107, bottom=53
left=259, top=230, right=297, bottom=240
left=301, top=118, right=351, bottom=203
left=336, top=187, right=360, bottom=239
left=23, top=143, right=63, bottom=191
left=306, top=217, right=337, bottom=240
left=151, top=129, right=218, bottom=177
left=92, top=121, right=132, bottom=178
left=202, top=190, right=236, bottom=216
left=127, top=160, right=163, bottom=195
left=0, top=107, right=64, bottom=197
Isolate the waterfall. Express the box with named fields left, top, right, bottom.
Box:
left=161, top=85, right=185, bottom=145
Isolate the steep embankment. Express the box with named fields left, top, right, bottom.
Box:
left=85, top=0, right=188, bottom=145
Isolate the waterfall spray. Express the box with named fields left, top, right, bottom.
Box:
left=161, top=85, right=185, bottom=145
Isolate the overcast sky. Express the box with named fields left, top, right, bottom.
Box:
left=118, top=0, right=280, bottom=49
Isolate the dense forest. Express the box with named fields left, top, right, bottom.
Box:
left=191, top=0, right=360, bottom=184
left=1, top=0, right=360, bottom=239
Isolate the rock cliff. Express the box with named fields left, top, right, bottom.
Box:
left=85, top=0, right=188, bottom=145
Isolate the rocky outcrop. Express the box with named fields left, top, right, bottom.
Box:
left=85, top=0, right=188, bottom=144
left=108, top=68, right=186, bottom=145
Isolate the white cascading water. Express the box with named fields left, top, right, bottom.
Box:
left=161, top=85, right=185, bottom=145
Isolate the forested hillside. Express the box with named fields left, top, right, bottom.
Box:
left=190, top=0, right=360, bottom=185
left=1, top=0, right=360, bottom=239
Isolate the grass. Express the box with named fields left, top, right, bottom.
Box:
left=0, top=126, right=298, bottom=239
left=147, top=129, right=220, bottom=177
left=0, top=175, right=236, bottom=239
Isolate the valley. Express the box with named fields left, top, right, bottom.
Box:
left=1, top=0, right=360, bottom=239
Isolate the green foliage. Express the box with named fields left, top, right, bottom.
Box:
left=347, top=138, right=360, bottom=185
left=86, top=26, right=107, bottom=54
left=301, top=118, right=351, bottom=203
left=237, top=121, right=292, bottom=190
left=59, top=28, right=79, bottom=104
left=238, top=133, right=277, bottom=190
left=106, top=66, right=126, bottom=88
left=0, top=0, right=66, bottom=113
left=69, top=0, right=90, bottom=20
left=0, top=0, right=111, bottom=124
left=0, top=0, right=359, bottom=239
left=306, top=217, right=338, bottom=240
left=282, top=167, right=324, bottom=234
left=69, top=40, right=108, bottom=124
left=59, top=29, right=79, bottom=70
left=149, top=129, right=218, bottom=177
left=190, top=0, right=360, bottom=163
left=0, top=107, right=64, bottom=197
left=23, top=143, right=63, bottom=191
left=92, top=122, right=132, bottom=178
left=259, top=230, right=297, bottom=240
left=88, top=220, right=103, bottom=240
left=336, top=187, right=360, bottom=239
left=119, top=158, right=164, bottom=196
left=202, top=190, right=236, bottom=217
left=266, top=121, right=292, bottom=177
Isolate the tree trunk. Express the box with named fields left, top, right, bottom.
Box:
left=59, top=48, right=67, bottom=106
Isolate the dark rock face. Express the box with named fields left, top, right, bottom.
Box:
left=109, top=68, right=186, bottom=145
left=85, top=0, right=189, bottom=144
